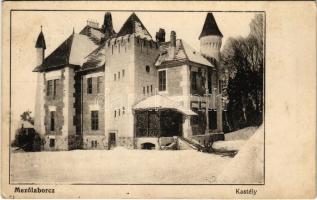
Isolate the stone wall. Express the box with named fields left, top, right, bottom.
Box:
left=43, top=135, right=67, bottom=151
left=83, top=135, right=107, bottom=150
left=62, top=67, right=76, bottom=138
left=104, top=35, right=160, bottom=148
left=117, top=137, right=134, bottom=149
left=134, top=37, right=160, bottom=103
left=104, top=35, right=136, bottom=143
left=42, top=67, right=80, bottom=151
left=199, top=35, right=222, bottom=62
left=43, top=70, right=65, bottom=150
left=82, top=72, right=105, bottom=149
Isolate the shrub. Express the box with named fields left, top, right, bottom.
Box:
left=12, top=128, right=42, bottom=152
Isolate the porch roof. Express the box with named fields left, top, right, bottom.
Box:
left=133, top=95, right=197, bottom=116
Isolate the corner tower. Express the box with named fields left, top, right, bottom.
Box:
left=35, top=26, right=46, bottom=66
left=199, top=13, right=223, bottom=63
left=34, top=26, right=46, bottom=136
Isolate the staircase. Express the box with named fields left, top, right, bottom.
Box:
left=178, top=137, right=206, bottom=151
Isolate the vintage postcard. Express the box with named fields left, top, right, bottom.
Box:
left=1, top=1, right=316, bottom=199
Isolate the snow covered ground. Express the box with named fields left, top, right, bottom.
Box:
left=218, top=125, right=264, bottom=184
left=10, top=126, right=263, bottom=184
left=11, top=148, right=231, bottom=184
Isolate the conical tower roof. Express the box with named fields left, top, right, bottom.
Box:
left=199, top=13, right=223, bottom=39
left=102, top=12, right=116, bottom=38
left=116, top=13, right=152, bottom=39
left=35, top=28, right=46, bottom=49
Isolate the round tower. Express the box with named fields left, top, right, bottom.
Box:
left=199, top=13, right=223, bottom=62
left=35, top=26, right=46, bottom=66
left=34, top=26, right=46, bottom=136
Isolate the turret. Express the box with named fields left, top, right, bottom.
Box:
left=35, top=26, right=46, bottom=67
left=199, top=13, right=223, bottom=62
left=34, top=26, right=46, bottom=136
left=101, top=12, right=115, bottom=39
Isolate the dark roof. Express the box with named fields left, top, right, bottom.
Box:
left=102, top=12, right=116, bottom=39
left=155, top=39, right=213, bottom=67
left=33, top=34, right=74, bottom=72
left=35, top=31, right=46, bottom=49
left=116, top=13, right=152, bottom=39
left=199, top=13, right=223, bottom=39
left=79, top=25, right=105, bottom=45
left=82, top=43, right=106, bottom=70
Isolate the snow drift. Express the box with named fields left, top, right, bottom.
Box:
left=217, top=125, right=264, bottom=184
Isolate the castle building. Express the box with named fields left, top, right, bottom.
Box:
left=33, top=12, right=224, bottom=150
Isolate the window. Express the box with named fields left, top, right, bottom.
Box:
left=49, top=139, right=55, bottom=148
left=47, top=80, right=53, bottom=96
left=122, top=107, right=125, bottom=115
left=143, top=87, right=145, bottom=94
left=97, top=76, right=103, bottom=93
left=150, top=85, right=153, bottom=93
left=209, top=110, right=217, bottom=130
left=114, top=110, right=116, bottom=118
left=114, top=74, right=116, bottom=81
left=87, top=77, right=93, bottom=94
left=122, top=69, right=125, bottom=77
left=91, top=140, right=97, bottom=148
left=146, top=65, right=150, bottom=73
left=91, top=111, right=99, bottom=130
left=158, top=70, right=166, bottom=91
left=219, top=80, right=223, bottom=93
left=50, top=111, right=55, bottom=131
left=191, top=71, right=198, bottom=91
left=208, top=71, right=212, bottom=94
left=118, top=72, right=120, bottom=79
left=118, top=109, right=121, bottom=116
left=147, top=86, right=149, bottom=94
left=53, top=80, right=57, bottom=97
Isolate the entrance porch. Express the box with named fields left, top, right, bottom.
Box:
left=133, top=95, right=197, bottom=149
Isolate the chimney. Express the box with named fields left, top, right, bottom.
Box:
left=169, top=31, right=176, bottom=59
left=155, top=28, right=165, bottom=43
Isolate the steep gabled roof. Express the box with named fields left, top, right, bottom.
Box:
left=199, top=13, right=223, bottom=39
left=116, top=13, right=152, bottom=40
left=79, top=25, right=106, bottom=45
left=82, top=42, right=106, bottom=70
left=155, top=39, right=213, bottom=68
left=33, top=33, right=98, bottom=72
left=101, top=12, right=116, bottom=39
left=35, top=31, right=46, bottom=49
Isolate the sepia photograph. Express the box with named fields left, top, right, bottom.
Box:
left=1, top=1, right=316, bottom=198
left=8, top=10, right=265, bottom=185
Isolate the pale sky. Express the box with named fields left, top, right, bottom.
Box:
left=11, top=11, right=257, bottom=129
